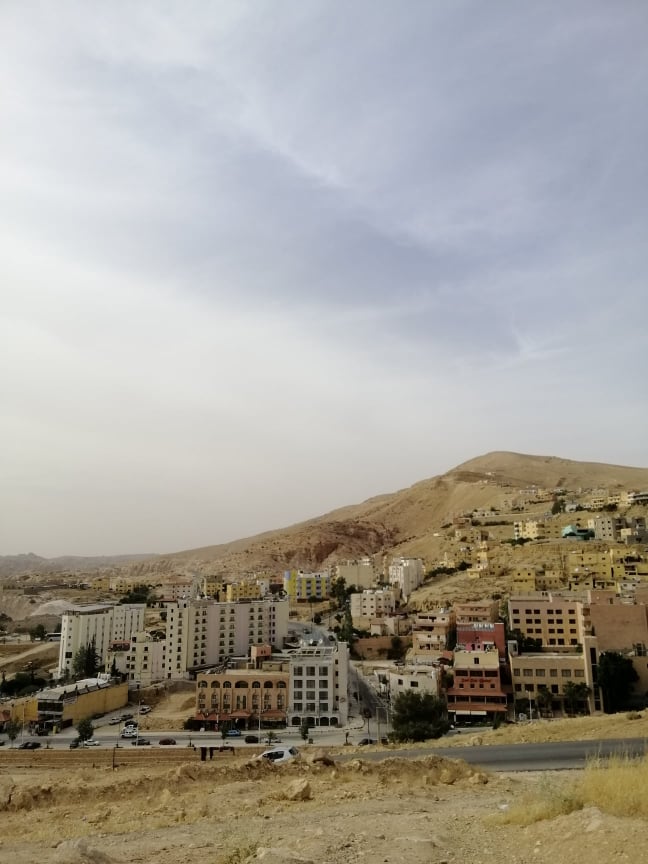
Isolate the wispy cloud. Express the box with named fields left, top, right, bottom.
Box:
left=1, top=1, right=646, bottom=555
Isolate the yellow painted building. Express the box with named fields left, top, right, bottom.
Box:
left=226, top=580, right=264, bottom=603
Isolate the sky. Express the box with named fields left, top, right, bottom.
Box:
left=1, top=2, right=647, bottom=557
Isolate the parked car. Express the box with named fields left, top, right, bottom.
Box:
left=225, top=729, right=241, bottom=737
left=121, top=729, right=137, bottom=739
left=69, top=739, right=80, bottom=749
left=132, top=738, right=151, bottom=746
left=358, top=738, right=377, bottom=746
left=244, top=735, right=259, bottom=744
left=158, top=738, right=176, bottom=746
left=120, top=713, right=134, bottom=722
left=258, top=746, right=299, bottom=765
left=18, top=741, right=41, bottom=750
left=109, top=717, right=121, bottom=725
left=139, top=705, right=151, bottom=714
left=82, top=739, right=100, bottom=747
left=124, top=722, right=138, bottom=730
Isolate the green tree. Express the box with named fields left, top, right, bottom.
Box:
left=330, top=577, right=349, bottom=610
left=29, top=623, right=46, bottom=642
left=551, top=497, right=565, bottom=515
left=386, top=636, right=405, bottom=661
left=72, top=638, right=101, bottom=679
left=77, top=717, right=94, bottom=741
left=391, top=691, right=450, bottom=742
left=5, top=718, right=21, bottom=747
left=299, top=719, right=310, bottom=742
left=598, top=651, right=638, bottom=714
left=562, top=681, right=591, bottom=716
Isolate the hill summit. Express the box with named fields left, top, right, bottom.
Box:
left=121, top=451, right=648, bottom=580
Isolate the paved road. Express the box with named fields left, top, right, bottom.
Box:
left=340, top=738, right=648, bottom=771
left=5, top=731, right=647, bottom=771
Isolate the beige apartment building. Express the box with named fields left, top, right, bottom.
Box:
left=454, top=599, right=499, bottom=624
left=446, top=648, right=508, bottom=722
left=509, top=637, right=600, bottom=715
left=410, top=607, right=455, bottom=656
left=335, top=558, right=379, bottom=590
left=225, top=580, right=265, bottom=603
left=350, top=588, right=397, bottom=621
left=195, top=665, right=290, bottom=729
left=507, top=594, right=590, bottom=649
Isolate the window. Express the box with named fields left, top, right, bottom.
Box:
left=561, top=669, right=571, bottom=678
left=523, top=669, right=533, bottom=677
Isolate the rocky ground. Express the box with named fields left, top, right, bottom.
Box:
left=1, top=747, right=648, bottom=864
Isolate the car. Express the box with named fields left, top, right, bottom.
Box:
left=81, top=739, right=100, bottom=747
left=121, top=729, right=137, bottom=739
left=358, top=738, right=377, bottom=746
left=109, top=718, right=121, bottom=725
left=18, top=741, right=41, bottom=750
left=124, top=721, right=138, bottom=730
left=69, top=739, right=80, bottom=749
left=244, top=735, right=259, bottom=744
left=139, top=705, right=151, bottom=714
left=120, top=713, right=134, bottom=721
left=132, top=737, right=151, bottom=746
left=258, top=746, right=299, bottom=765
left=225, top=729, right=241, bottom=737
left=158, top=737, right=177, bottom=746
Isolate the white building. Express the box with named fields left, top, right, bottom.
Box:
left=388, top=557, right=424, bottom=600
left=350, top=588, right=397, bottom=621
left=57, top=604, right=146, bottom=678
left=163, top=597, right=289, bottom=680
left=107, top=631, right=166, bottom=686
left=387, top=666, right=441, bottom=700
left=287, top=641, right=349, bottom=729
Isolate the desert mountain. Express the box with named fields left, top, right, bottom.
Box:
left=122, top=451, right=648, bottom=581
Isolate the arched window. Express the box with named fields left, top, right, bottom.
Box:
left=223, top=681, right=232, bottom=688
left=211, top=681, right=220, bottom=688
left=263, top=681, right=273, bottom=689
left=235, top=681, right=247, bottom=689
left=277, top=681, right=286, bottom=689
left=198, top=680, right=208, bottom=688
left=252, top=681, right=261, bottom=689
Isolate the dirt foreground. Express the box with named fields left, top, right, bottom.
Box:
left=1, top=748, right=648, bottom=864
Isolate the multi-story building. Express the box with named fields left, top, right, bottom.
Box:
left=107, top=631, right=166, bottom=686
left=195, top=662, right=290, bottom=729
left=507, top=594, right=591, bottom=649
left=202, top=574, right=226, bottom=599
left=350, top=588, right=397, bottom=621
left=226, top=579, right=265, bottom=603
left=456, top=621, right=507, bottom=659
left=388, top=557, right=424, bottom=600
left=410, top=607, right=455, bottom=656
left=587, top=517, right=623, bottom=542
left=454, top=599, right=499, bottom=624
left=283, top=569, right=331, bottom=603
left=57, top=604, right=146, bottom=678
left=287, top=641, right=349, bottom=729
left=509, top=637, right=600, bottom=715
left=164, top=597, right=289, bottom=680
left=335, top=558, right=379, bottom=590
left=387, top=666, right=441, bottom=700
left=446, top=648, right=508, bottom=723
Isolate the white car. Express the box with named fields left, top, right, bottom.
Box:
left=82, top=739, right=100, bottom=747
left=258, top=746, right=300, bottom=765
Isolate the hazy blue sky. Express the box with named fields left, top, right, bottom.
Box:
left=2, top=2, right=647, bottom=557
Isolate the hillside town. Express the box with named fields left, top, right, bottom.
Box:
left=2, top=475, right=648, bottom=740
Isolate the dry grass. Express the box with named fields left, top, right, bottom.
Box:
left=495, top=755, right=648, bottom=825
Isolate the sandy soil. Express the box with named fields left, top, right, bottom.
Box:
left=1, top=748, right=647, bottom=864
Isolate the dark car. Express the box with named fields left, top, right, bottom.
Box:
left=69, top=738, right=80, bottom=749
left=18, top=741, right=41, bottom=750
left=131, top=737, right=151, bottom=746
left=120, top=713, right=134, bottom=721
left=244, top=735, right=259, bottom=744
left=358, top=738, right=376, bottom=746
left=158, top=737, right=176, bottom=746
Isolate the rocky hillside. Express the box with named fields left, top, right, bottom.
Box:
left=120, top=451, right=648, bottom=580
